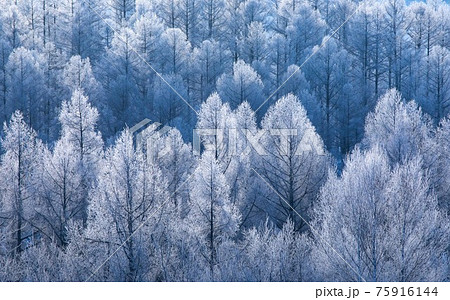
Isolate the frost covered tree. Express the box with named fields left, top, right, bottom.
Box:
left=196, top=94, right=261, bottom=227
left=0, top=111, right=44, bottom=254
left=108, top=0, right=136, bottom=23
left=419, top=45, right=450, bottom=124
left=257, top=94, right=329, bottom=231
left=53, top=0, right=105, bottom=60
left=286, top=2, right=326, bottom=64
left=201, top=0, right=226, bottom=40
left=281, top=65, right=320, bottom=128
left=217, top=59, right=264, bottom=111
left=238, top=0, right=272, bottom=29
left=266, top=33, right=288, bottom=96
left=159, top=28, right=191, bottom=76
left=99, top=26, right=140, bottom=133
left=227, top=102, right=262, bottom=226
left=385, top=158, right=449, bottom=281
left=62, top=56, right=102, bottom=101
left=196, top=92, right=234, bottom=163
left=59, top=89, right=103, bottom=225
left=5, top=47, right=47, bottom=133
left=132, top=12, right=164, bottom=109
left=432, top=117, right=450, bottom=213
left=191, top=39, right=225, bottom=102
left=37, top=138, right=83, bottom=247
left=152, top=0, right=181, bottom=29
left=147, top=126, right=194, bottom=209
left=87, top=130, right=170, bottom=281
left=59, top=89, right=103, bottom=171
left=406, top=1, right=440, bottom=56
left=239, top=21, right=269, bottom=64
left=177, top=0, right=203, bottom=45
left=0, top=3, right=27, bottom=49
left=240, top=221, right=311, bottom=281
left=383, top=0, right=409, bottom=91
left=363, top=89, right=432, bottom=166
left=152, top=73, right=189, bottom=125
left=0, top=37, right=11, bottom=125
left=133, top=12, right=164, bottom=63
left=305, top=37, right=353, bottom=150
left=312, top=147, right=449, bottom=281
left=186, top=152, right=240, bottom=280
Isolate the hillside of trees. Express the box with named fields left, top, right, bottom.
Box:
left=0, top=0, right=449, bottom=281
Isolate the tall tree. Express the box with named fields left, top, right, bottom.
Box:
left=59, top=89, right=103, bottom=225
left=191, top=39, right=225, bottom=103
left=186, top=152, right=240, bottom=280
left=0, top=111, right=44, bottom=254
left=305, top=37, right=351, bottom=151
left=37, top=137, right=83, bottom=247
left=258, top=94, right=329, bottom=231
left=87, top=130, right=169, bottom=281
left=99, top=26, right=140, bottom=133
left=363, top=89, right=432, bottom=166
left=286, top=1, right=326, bottom=64
left=158, top=28, right=191, bottom=75
left=312, top=147, right=449, bottom=281
left=61, top=55, right=103, bottom=105
left=419, top=45, right=450, bottom=125
left=216, top=59, right=264, bottom=111
left=5, top=47, right=47, bottom=134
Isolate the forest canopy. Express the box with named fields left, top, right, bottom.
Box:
left=0, top=0, right=449, bottom=282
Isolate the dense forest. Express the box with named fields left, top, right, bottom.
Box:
left=0, top=0, right=449, bottom=281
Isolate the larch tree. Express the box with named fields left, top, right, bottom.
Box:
left=191, top=39, right=225, bottom=103
left=240, top=220, right=310, bottom=281
left=385, top=157, right=449, bottom=281
left=363, top=89, right=433, bottom=166
left=311, top=146, right=392, bottom=282
left=178, top=0, right=203, bottom=46
left=158, top=28, right=191, bottom=76
left=216, top=59, right=264, bottom=111
left=0, top=2, right=27, bottom=49
left=419, top=45, right=450, bottom=125
left=266, top=33, right=288, bottom=97
left=304, top=37, right=351, bottom=150
left=383, top=0, right=409, bottom=91
left=201, top=0, right=226, bottom=41
left=87, top=129, right=170, bottom=281
left=0, top=36, right=11, bottom=125
left=148, top=126, right=194, bottom=209
left=312, top=147, right=449, bottom=281
left=37, top=137, right=83, bottom=247
left=108, top=0, right=136, bottom=23
left=186, top=152, right=240, bottom=281
left=281, top=65, right=321, bottom=129
left=58, top=89, right=103, bottom=226
left=5, top=47, right=47, bottom=133
left=153, top=0, right=181, bottom=29
left=68, top=0, right=105, bottom=60
left=132, top=12, right=164, bottom=112
left=152, top=73, right=189, bottom=125
left=258, top=94, right=329, bottom=231
left=238, top=21, right=269, bottom=65
left=99, top=26, right=140, bottom=133
left=286, top=1, right=326, bottom=64
left=61, top=55, right=103, bottom=104
left=0, top=111, right=44, bottom=254
left=432, top=116, right=450, bottom=213
left=196, top=92, right=235, bottom=167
